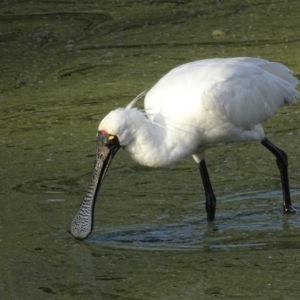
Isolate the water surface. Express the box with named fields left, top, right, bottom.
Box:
left=1, top=1, right=300, bottom=299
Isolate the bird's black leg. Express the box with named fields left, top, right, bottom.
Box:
left=261, top=138, right=296, bottom=213
left=198, top=159, right=216, bottom=222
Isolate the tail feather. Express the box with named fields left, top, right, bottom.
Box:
left=260, top=62, right=299, bottom=88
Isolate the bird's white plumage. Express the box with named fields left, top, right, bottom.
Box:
left=145, top=58, right=298, bottom=129
left=99, top=57, right=299, bottom=167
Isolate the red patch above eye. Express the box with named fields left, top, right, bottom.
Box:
left=99, top=130, right=107, bottom=134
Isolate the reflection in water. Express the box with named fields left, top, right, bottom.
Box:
left=88, top=188, right=300, bottom=252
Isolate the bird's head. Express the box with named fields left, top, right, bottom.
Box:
left=70, top=108, right=141, bottom=240
left=98, top=108, right=138, bottom=146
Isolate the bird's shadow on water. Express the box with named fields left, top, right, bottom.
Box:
left=87, top=188, right=300, bottom=251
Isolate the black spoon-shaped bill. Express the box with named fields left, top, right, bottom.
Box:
left=70, top=133, right=120, bottom=240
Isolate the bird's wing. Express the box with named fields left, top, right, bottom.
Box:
left=144, top=58, right=300, bottom=129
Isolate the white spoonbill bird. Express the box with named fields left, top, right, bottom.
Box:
left=70, top=57, right=300, bottom=240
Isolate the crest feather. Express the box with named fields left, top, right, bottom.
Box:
left=126, top=90, right=147, bottom=109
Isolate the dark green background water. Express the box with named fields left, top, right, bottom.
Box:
left=1, top=1, right=300, bottom=299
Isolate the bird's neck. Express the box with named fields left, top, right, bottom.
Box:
left=123, top=110, right=193, bottom=167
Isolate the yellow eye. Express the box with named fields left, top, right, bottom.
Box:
left=108, top=135, right=115, bottom=141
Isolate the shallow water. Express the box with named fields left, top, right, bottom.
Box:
left=1, top=0, right=300, bottom=299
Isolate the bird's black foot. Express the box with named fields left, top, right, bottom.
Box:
left=206, top=198, right=216, bottom=223
left=283, top=204, right=297, bottom=214
left=206, top=210, right=215, bottom=223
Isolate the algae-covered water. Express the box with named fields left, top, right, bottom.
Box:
left=1, top=1, right=300, bottom=299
